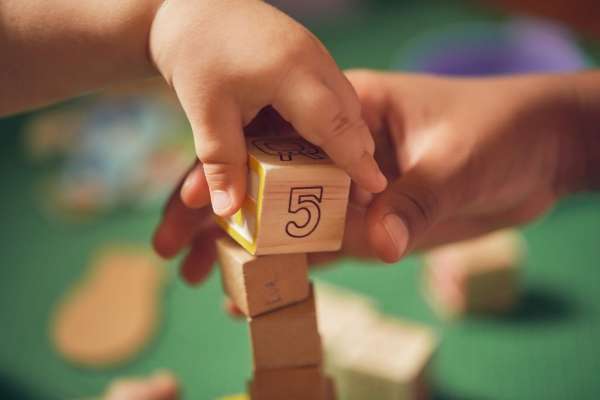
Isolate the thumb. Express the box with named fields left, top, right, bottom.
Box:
left=182, top=95, right=247, bottom=217
left=366, top=169, right=449, bottom=263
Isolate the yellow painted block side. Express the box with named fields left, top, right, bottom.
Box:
left=214, top=156, right=265, bottom=255
left=216, top=394, right=248, bottom=400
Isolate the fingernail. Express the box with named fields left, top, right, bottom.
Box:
left=210, top=190, right=231, bottom=214
left=382, top=213, right=409, bottom=260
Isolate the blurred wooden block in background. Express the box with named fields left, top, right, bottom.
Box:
left=215, top=135, right=351, bottom=255
left=424, top=229, right=526, bottom=317
left=334, top=318, right=437, bottom=400
left=216, top=237, right=309, bottom=317
left=249, top=366, right=331, bottom=400
left=249, top=285, right=322, bottom=370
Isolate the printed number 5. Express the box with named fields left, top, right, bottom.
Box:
left=285, top=187, right=323, bottom=238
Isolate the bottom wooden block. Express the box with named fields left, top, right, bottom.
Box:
left=216, top=377, right=335, bottom=400
left=249, top=366, right=332, bottom=400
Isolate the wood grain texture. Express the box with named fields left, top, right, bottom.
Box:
left=249, top=285, right=322, bottom=370
left=216, top=236, right=309, bottom=317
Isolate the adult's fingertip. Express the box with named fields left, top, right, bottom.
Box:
left=181, top=256, right=214, bottom=286
left=180, top=238, right=217, bottom=285
left=152, top=225, right=179, bottom=259
left=382, top=213, right=409, bottom=257
left=369, top=213, right=409, bottom=263
left=224, top=297, right=245, bottom=319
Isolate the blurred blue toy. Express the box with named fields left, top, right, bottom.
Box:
left=395, top=18, right=589, bottom=75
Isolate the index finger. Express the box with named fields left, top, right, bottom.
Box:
left=272, top=70, right=387, bottom=193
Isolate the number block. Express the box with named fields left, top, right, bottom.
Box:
left=216, top=236, right=310, bottom=317
left=215, top=135, right=351, bottom=255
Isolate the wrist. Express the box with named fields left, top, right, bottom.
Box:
left=117, top=0, right=164, bottom=78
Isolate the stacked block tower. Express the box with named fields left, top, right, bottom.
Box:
left=215, top=135, right=351, bottom=399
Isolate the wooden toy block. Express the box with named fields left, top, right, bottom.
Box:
left=249, top=285, right=322, bottom=370
left=249, top=366, right=330, bottom=400
left=423, top=229, right=525, bottom=317
left=216, top=236, right=309, bottom=317
left=215, top=135, right=351, bottom=255
left=334, top=318, right=438, bottom=400
left=314, top=282, right=380, bottom=370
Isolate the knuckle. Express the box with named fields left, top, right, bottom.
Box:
left=195, top=139, right=242, bottom=165
left=391, top=184, right=440, bottom=232
left=201, top=161, right=246, bottom=190
left=202, top=162, right=241, bottom=177
left=258, top=30, right=320, bottom=81
left=322, top=111, right=367, bottom=146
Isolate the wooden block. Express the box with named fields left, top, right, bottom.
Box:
left=314, top=282, right=379, bottom=372
left=215, top=135, right=351, bottom=255
left=424, top=229, right=526, bottom=317
left=249, top=285, right=322, bottom=370
left=216, top=236, right=309, bottom=317
left=335, top=318, right=438, bottom=400
left=249, top=366, right=330, bottom=400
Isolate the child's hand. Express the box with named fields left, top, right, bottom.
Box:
left=332, top=70, right=583, bottom=263
left=149, top=0, right=386, bottom=217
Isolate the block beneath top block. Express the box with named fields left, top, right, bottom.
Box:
left=216, top=236, right=309, bottom=317
left=216, top=135, right=351, bottom=255
left=249, top=285, right=322, bottom=370
left=249, top=366, right=330, bottom=400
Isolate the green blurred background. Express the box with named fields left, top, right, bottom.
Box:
left=1, top=0, right=600, bottom=399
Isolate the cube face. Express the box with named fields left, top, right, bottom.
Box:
left=249, top=286, right=322, bottom=370
left=216, top=136, right=350, bottom=255
left=216, top=237, right=310, bottom=317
